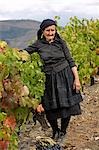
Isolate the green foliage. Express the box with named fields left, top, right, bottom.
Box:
left=0, top=41, right=45, bottom=149
left=20, top=52, right=45, bottom=100
left=0, top=43, right=45, bottom=104
left=58, top=16, right=99, bottom=85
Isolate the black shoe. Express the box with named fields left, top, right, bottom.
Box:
left=57, top=131, right=67, bottom=144
left=52, top=128, right=61, bottom=141
left=60, top=131, right=66, bottom=139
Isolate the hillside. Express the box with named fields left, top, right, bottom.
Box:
left=0, top=20, right=41, bottom=49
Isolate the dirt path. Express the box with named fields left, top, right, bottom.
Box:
left=19, top=84, right=99, bottom=150
left=64, top=84, right=99, bottom=150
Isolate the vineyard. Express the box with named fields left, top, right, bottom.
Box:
left=0, top=41, right=45, bottom=149
left=57, top=16, right=99, bottom=87
left=0, top=17, right=99, bottom=149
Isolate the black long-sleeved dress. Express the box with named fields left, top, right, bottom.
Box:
left=25, top=37, right=83, bottom=120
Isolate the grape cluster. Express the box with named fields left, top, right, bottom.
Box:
left=36, top=143, right=63, bottom=150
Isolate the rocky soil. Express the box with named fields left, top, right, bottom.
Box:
left=19, top=83, right=99, bottom=150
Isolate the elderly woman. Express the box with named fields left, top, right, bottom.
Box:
left=24, top=19, right=83, bottom=142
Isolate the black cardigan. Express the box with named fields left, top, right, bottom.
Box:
left=24, top=38, right=76, bottom=73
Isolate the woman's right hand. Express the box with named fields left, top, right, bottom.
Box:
left=36, top=104, right=44, bottom=113
left=73, top=78, right=81, bottom=93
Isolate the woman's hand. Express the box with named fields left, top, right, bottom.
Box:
left=73, top=78, right=81, bottom=93
left=71, top=66, right=81, bottom=93
left=36, top=104, right=44, bottom=113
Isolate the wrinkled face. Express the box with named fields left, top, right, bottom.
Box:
left=43, top=25, right=56, bottom=42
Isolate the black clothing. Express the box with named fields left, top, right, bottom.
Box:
left=47, top=116, right=71, bottom=133
left=40, top=19, right=57, bottom=31
left=61, top=117, right=71, bottom=134
left=24, top=38, right=76, bottom=69
left=48, top=119, right=59, bottom=134
left=25, top=37, right=83, bottom=119
left=47, top=117, right=71, bottom=140
left=45, top=103, right=81, bottom=121
left=42, top=66, right=82, bottom=111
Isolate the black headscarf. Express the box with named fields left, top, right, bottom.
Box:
left=37, top=19, right=57, bottom=40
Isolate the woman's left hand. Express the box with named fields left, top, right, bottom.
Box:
left=73, top=78, right=81, bottom=93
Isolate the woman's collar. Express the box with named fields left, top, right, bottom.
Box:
left=41, top=36, right=59, bottom=44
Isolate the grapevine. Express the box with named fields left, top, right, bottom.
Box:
left=56, top=17, right=99, bottom=89
left=0, top=40, right=45, bottom=149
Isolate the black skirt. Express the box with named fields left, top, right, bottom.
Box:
left=42, top=65, right=83, bottom=120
